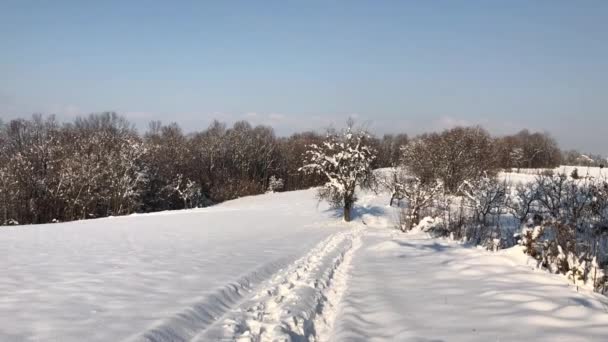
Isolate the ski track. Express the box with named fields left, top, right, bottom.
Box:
left=125, top=258, right=291, bottom=342
left=193, top=227, right=364, bottom=342
left=125, top=228, right=363, bottom=342
left=313, top=229, right=362, bottom=342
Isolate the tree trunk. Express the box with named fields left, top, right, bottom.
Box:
left=410, top=207, right=420, bottom=230
left=2, top=196, right=7, bottom=224
left=344, top=202, right=352, bottom=222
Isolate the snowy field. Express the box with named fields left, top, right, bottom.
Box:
left=2, top=188, right=608, bottom=341
left=500, top=165, right=607, bottom=185
left=334, top=230, right=608, bottom=341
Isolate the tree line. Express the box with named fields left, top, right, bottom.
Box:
left=0, top=112, right=583, bottom=226
left=0, top=113, right=325, bottom=225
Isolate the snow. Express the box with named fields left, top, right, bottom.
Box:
left=333, top=230, right=608, bottom=342
left=2, top=187, right=608, bottom=341
left=501, top=165, right=607, bottom=185
left=0, top=190, right=345, bottom=342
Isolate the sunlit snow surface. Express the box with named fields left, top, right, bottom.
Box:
left=2, top=187, right=608, bottom=341
left=0, top=190, right=343, bottom=341
left=333, top=230, right=608, bottom=342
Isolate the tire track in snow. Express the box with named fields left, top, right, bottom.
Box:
left=125, top=229, right=358, bottom=342
left=125, top=258, right=292, bottom=342
left=313, top=231, right=362, bottom=342
left=196, top=227, right=363, bottom=342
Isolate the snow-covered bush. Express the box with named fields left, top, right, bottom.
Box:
left=385, top=165, right=608, bottom=293
left=299, top=123, right=376, bottom=222
left=461, top=174, right=507, bottom=225
left=412, top=216, right=445, bottom=233
left=266, top=175, right=284, bottom=193
left=588, top=180, right=608, bottom=291
left=589, top=181, right=608, bottom=230
left=532, top=174, right=593, bottom=250
left=457, top=174, right=507, bottom=245
left=376, top=168, right=407, bottom=207
left=514, top=175, right=608, bottom=292
left=4, top=218, right=19, bottom=226
left=506, top=182, right=539, bottom=226
left=534, top=173, right=569, bottom=219
left=519, top=225, right=544, bottom=259
left=170, top=174, right=202, bottom=209
left=396, top=177, right=443, bottom=232
left=0, top=165, right=19, bottom=225
left=428, top=192, right=461, bottom=238
left=520, top=222, right=571, bottom=275
left=519, top=221, right=606, bottom=289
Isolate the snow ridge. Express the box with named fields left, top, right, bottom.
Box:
left=199, top=228, right=363, bottom=342
left=126, top=258, right=291, bottom=342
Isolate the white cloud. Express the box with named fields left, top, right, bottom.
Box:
left=268, top=113, right=285, bottom=121
left=433, top=116, right=471, bottom=130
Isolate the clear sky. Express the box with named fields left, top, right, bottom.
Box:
left=1, top=0, right=606, bottom=154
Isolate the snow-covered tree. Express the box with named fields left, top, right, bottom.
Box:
left=390, top=173, right=405, bottom=207
left=0, top=165, right=19, bottom=225
left=171, top=174, right=201, bottom=209
left=506, top=182, right=538, bottom=225
left=300, top=124, right=376, bottom=222
left=510, top=147, right=524, bottom=171
left=461, top=174, right=507, bottom=225
left=375, top=133, right=409, bottom=167
left=376, top=168, right=406, bottom=206
left=105, top=136, right=147, bottom=215
left=401, top=126, right=497, bottom=193
left=0, top=114, right=326, bottom=225
left=266, top=175, right=284, bottom=193
left=64, top=112, right=146, bottom=218
left=398, top=175, right=443, bottom=231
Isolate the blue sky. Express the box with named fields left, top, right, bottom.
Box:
left=1, top=1, right=606, bottom=154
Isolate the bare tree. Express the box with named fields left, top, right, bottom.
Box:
left=506, top=182, right=539, bottom=226
left=401, top=126, right=497, bottom=193
left=398, top=176, right=443, bottom=231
